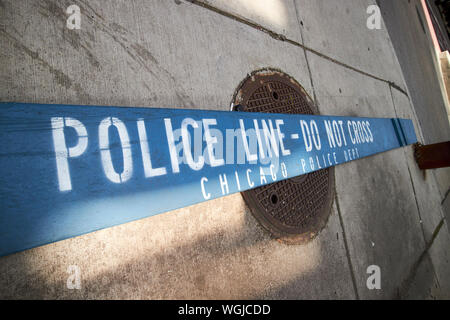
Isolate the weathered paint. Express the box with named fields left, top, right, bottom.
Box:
left=0, top=102, right=416, bottom=256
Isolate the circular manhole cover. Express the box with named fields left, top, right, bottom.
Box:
left=232, top=68, right=335, bottom=244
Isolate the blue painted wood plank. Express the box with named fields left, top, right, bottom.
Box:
left=0, top=102, right=417, bottom=256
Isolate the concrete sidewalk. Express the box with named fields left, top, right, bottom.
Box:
left=0, top=0, right=449, bottom=299
left=378, top=0, right=450, bottom=229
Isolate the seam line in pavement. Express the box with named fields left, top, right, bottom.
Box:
left=388, top=83, right=442, bottom=298
left=293, top=0, right=359, bottom=296
left=389, top=80, right=448, bottom=298
left=397, top=218, right=445, bottom=298
left=334, top=193, right=360, bottom=300
left=432, top=170, right=444, bottom=200
left=292, top=0, right=318, bottom=107
left=406, top=162, right=427, bottom=238
left=388, top=85, right=426, bottom=239
left=441, top=187, right=450, bottom=205
left=186, top=0, right=408, bottom=97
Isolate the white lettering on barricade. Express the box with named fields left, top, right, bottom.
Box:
left=203, top=119, right=225, bottom=168
left=181, top=118, right=204, bottom=171
left=275, top=119, right=290, bottom=156
left=200, top=177, right=211, bottom=200
left=324, top=120, right=347, bottom=148
left=99, top=117, right=133, bottom=184
left=51, top=117, right=88, bottom=191
left=50, top=116, right=383, bottom=199
left=164, top=118, right=180, bottom=173
left=239, top=119, right=258, bottom=162
left=0, top=102, right=417, bottom=257
left=137, top=119, right=167, bottom=178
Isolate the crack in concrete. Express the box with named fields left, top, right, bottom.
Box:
left=185, top=0, right=408, bottom=97
left=334, top=192, right=360, bottom=300
left=0, top=29, right=89, bottom=100
left=388, top=83, right=441, bottom=299
left=388, top=85, right=426, bottom=238
left=441, top=187, right=450, bottom=205
left=38, top=0, right=101, bottom=70
left=13, top=0, right=195, bottom=107
left=396, top=218, right=445, bottom=299
left=292, top=0, right=318, bottom=110
left=75, top=0, right=195, bottom=107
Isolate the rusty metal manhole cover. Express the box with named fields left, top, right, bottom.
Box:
left=232, top=68, right=335, bottom=244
